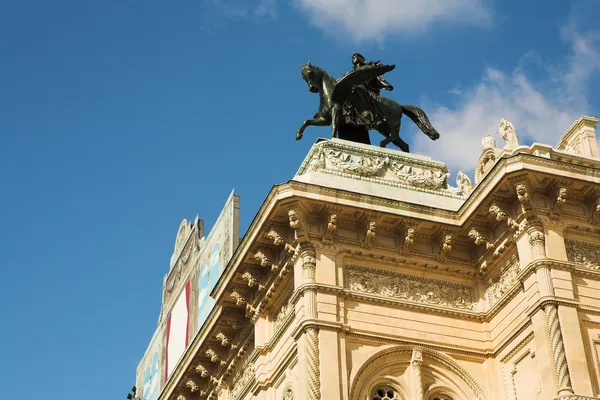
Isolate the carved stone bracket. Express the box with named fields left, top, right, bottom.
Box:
left=322, top=213, right=338, bottom=245
left=550, top=187, right=568, bottom=220
left=287, top=208, right=309, bottom=243
left=489, top=203, right=519, bottom=232
left=589, top=194, right=600, bottom=224
left=267, top=228, right=296, bottom=255
left=205, top=348, right=227, bottom=367
left=401, top=226, right=416, bottom=255
left=361, top=221, right=377, bottom=249
left=241, top=271, right=265, bottom=292
left=216, top=332, right=238, bottom=350
left=514, top=182, right=533, bottom=213
left=438, top=234, right=453, bottom=262
left=253, top=249, right=279, bottom=272
left=186, top=379, right=200, bottom=393
left=230, top=290, right=257, bottom=318
left=468, top=228, right=495, bottom=250
left=224, top=316, right=244, bottom=330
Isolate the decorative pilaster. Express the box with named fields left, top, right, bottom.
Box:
left=544, top=303, right=573, bottom=396
left=300, top=243, right=320, bottom=400
left=411, top=349, right=424, bottom=400
left=527, top=220, right=573, bottom=396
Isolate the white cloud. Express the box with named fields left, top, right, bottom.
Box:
left=295, top=0, right=491, bottom=41
left=411, top=21, right=600, bottom=177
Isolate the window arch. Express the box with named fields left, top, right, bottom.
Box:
left=370, top=385, right=403, bottom=400
left=429, top=395, right=453, bottom=400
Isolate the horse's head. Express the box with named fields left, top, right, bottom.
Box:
left=300, top=60, right=320, bottom=93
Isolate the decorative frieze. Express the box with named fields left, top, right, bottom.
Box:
left=565, top=239, right=600, bottom=270
left=343, top=265, right=477, bottom=311
left=230, top=362, right=255, bottom=400
left=486, top=255, right=520, bottom=307
left=295, top=139, right=464, bottom=198
left=273, top=297, right=294, bottom=334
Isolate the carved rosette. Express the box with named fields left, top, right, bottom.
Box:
left=305, top=327, right=321, bottom=400
left=544, top=303, right=573, bottom=395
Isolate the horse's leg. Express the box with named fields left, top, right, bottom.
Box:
left=297, top=116, right=330, bottom=140
left=331, top=104, right=341, bottom=139
left=390, top=119, right=410, bottom=152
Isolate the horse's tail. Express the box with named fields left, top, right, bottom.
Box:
left=402, top=105, right=440, bottom=140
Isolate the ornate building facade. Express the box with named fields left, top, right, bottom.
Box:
left=140, top=116, right=600, bottom=400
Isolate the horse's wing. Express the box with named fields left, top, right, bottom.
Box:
left=332, top=64, right=395, bottom=104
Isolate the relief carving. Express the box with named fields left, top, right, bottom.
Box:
left=230, top=363, right=255, bottom=400
left=565, top=240, right=600, bottom=270
left=185, top=379, right=200, bottom=393
left=589, top=196, right=600, bottom=224
left=486, top=255, right=520, bottom=307
left=273, top=297, right=294, bottom=334
left=389, top=161, right=450, bottom=190
left=216, top=332, right=237, bottom=350
left=344, top=265, right=477, bottom=310
left=323, top=148, right=389, bottom=176
left=205, top=348, right=226, bottom=367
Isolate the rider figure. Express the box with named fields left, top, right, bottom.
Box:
left=351, top=53, right=394, bottom=96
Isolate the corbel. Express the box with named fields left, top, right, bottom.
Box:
left=185, top=379, right=201, bottom=393
left=549, top=184, right=569, bottom=219
left=400, top=220, right=419, bottom=255
left=322, top=212, right=338, bottom=245
left=205, top=348, right=227, bottom=368
left=438, top=233, right=453, bottom=262
left=282, top=201, right=310, bottom=243
left=361, top=220, right=377, bottom=249
left=266, top=227, right=295, bottom=255
left=216, top=332, right=238, bottom=350
left=253, top=248, right=279, bottom=272
left=489, top=202, right=520, bottom=232
left=509, top=176, right=533, bottom=214
left=240, top=271, right=265, bottom=292
left=224, top=315, right=244, bottom=331
left=468, top=226, right=495, bottom=250
left=229, top=290, right=256, bottom=318
left=589, top=192, right=600, bottom=224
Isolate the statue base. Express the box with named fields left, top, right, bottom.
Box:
left=294, top=138, right=467, bottom=211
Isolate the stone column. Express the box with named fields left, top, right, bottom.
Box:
left=527, top=223, right=573, bottom=397
left=300, top=243, right=320, bottom=400
left=411, top=349, right=424, bottom=400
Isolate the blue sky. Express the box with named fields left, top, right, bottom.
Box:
left=1, top=0, right=599, bottom=399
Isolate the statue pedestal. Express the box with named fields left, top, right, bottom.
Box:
left=293, top=138, right=466, bottom=211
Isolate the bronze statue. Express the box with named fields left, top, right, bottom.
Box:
left=296, top=55, right=440, bottom=152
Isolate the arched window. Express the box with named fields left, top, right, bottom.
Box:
left=370, top=385, right=402, bottom=400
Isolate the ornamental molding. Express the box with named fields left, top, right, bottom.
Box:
left=296, top=140, right=465, bottom=199
left=348, top=345, right=487, bottom=400
left=486, top=255, right=521, bottom=307
left=565, top=239, right=600, bottom=270
left=229, top=359, right=255, bottom=400
left=343, top=265, right=478, bottom=311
